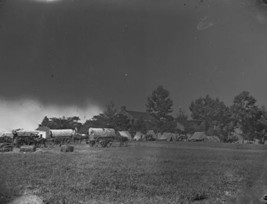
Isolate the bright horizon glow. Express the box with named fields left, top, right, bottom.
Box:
left=30, top=0, right=62, bottom=3
left=0, top=98, right=102, bottom=132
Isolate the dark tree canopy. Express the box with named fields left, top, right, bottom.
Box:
left=90, top=101, right=117, bottom=129
left=146, top=85, right=175, bottom=132
left=176, top=108, right=188, bottom=126
left=79, top=101, right=130, bottom=132
left=39, top=116, right=81, bottom=130
left=146, top=85, right=173, bottom=119
left=231, top=91, right=263, bottom=140
left=189, top=95, right=231, bottom=139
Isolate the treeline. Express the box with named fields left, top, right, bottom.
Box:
left=39, top=86, right=267, bottom=142
left=187, top=91, right=267, bottom=142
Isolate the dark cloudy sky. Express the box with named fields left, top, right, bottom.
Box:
left=1, top=0, right=267, bottom=130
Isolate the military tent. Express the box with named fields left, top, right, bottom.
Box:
left=146, top=130, right=157, bottom=140
left=119, top=131, right=132, bottom=140
left=88, top=128, right=116, bottom=137
left=188, top=132, right=206, bottom=142
left=133, top=132, right=144, bottom=141
left=158, top=132, right=177, bottom=141
left=156, top=132, right=162, bottom=140
left=204, top=136, right=220, bottom=143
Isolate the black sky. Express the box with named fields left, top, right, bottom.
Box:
left=1, top=0, right=267, bottom=113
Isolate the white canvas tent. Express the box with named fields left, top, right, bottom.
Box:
left=204, top=136, right=220, bottom=143
left=157, top=132, right=177, bottom=141
left=146, top=130, right=157, bottom=140
left=133, top=132, right=144, bottom=141
left=119, top=131, right=132, bottom=140
left=188, top=132, right=206, bottom=142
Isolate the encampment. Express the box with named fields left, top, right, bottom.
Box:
left=119, top=131, right=132, bottom=140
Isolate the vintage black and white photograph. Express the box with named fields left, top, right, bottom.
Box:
left=1, top=0, right=267, bottom=203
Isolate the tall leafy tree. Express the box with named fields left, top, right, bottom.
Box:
left=40, top=116, right=49, bottom=127
left=80, top=102, right=132, bottom=133
left=231, top=91, right=263, bottom=140
left=90, top=101, right=117, bottom=128
left=189, top=95, right=231, bottom=138
left=176, top=107, right=188, bottom=126
left=146, top=85, right=175, bottom=132
left=39, top=116, right=81, bottom=130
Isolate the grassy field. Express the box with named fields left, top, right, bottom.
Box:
left=1, top=142, right=267, bottom=204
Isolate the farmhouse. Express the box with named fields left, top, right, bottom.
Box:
left=117, top=106, right=153, bottom=124
left=117, top=106, right=185, bottom=133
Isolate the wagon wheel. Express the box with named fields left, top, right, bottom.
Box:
left=89, top=140, right=95, bottom=147
left=100, top=138, right=109, bottom=148
left=94, top=137, right=102, bottom=147
left=107, top=140, right=113, bottom=147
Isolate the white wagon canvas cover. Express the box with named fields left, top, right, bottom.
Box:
left=50, top=129, right=75, bottom=137
left=88, top=128, right=116, bottom=137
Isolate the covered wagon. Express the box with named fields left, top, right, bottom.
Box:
left=0, top=132, right=14, bottom=152
left=12, top=129, right=46, bottom=148
left=48, top=129, right=75, bottom=145
left=0, top=132, right=14, bottom=143
left=88, top=128, right=128, bottom=147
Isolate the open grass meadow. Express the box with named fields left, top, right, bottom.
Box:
left=1, top=142, right=267, bottom=204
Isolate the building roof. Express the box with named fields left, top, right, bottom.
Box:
left=126, top=110, right=152, bottom=121
left=118, top=106, right=153, bottom=121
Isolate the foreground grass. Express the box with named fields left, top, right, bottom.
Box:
left=1, top=142, right=267, bottom=204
